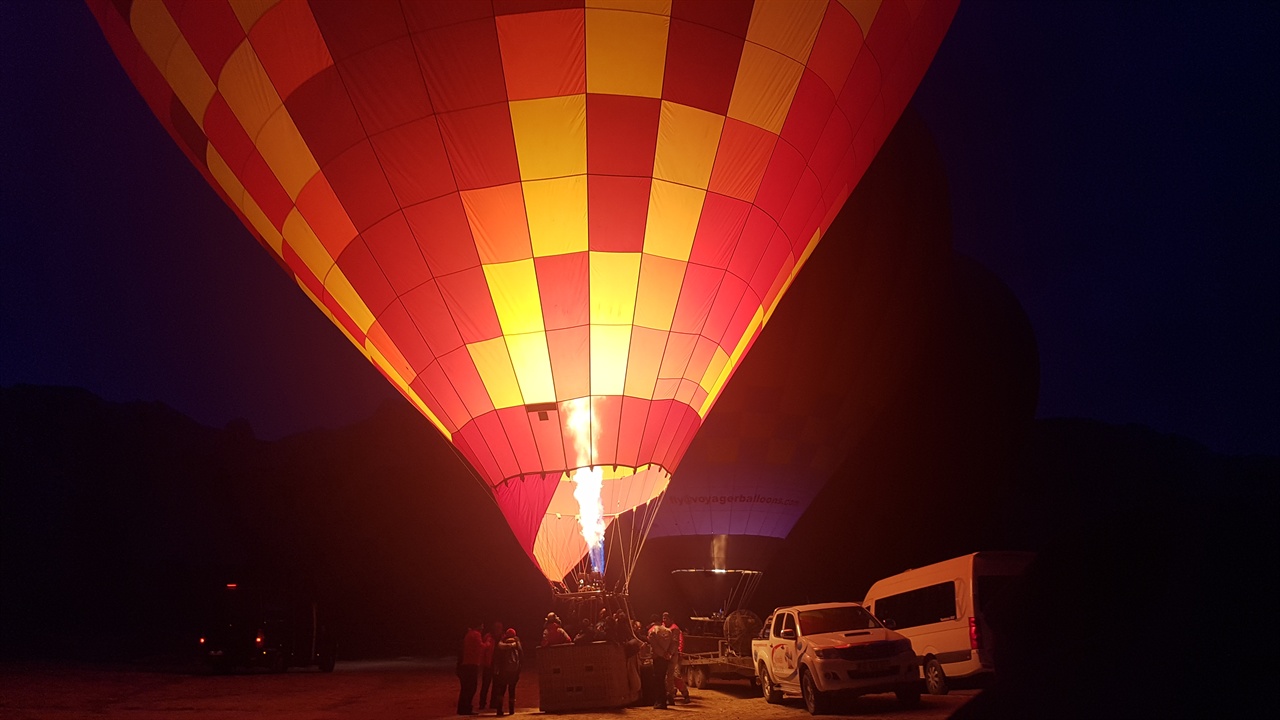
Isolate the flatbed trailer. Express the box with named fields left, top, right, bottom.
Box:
left=680, top=639, right=758, bottom=688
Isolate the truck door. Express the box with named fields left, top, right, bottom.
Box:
left=769, top=611, right=800, bottom=685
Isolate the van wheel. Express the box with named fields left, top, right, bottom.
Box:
left=924, top=659, right=948, bottom=695
left=801, top=668, right=830, bottom=715
left=760, top=665, right=783, bottom=704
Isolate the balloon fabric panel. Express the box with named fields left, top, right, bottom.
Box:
left=88, top=0, right=959, bottom=583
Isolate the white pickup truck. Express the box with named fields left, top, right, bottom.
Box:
left=752, top=602, right=921, bottom=714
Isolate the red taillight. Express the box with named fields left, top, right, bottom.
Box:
left=969, top=617, right=980, bottom=650
left=255, top=631, right=265, bottom=648
left=199, top=637, right=205, bottom=644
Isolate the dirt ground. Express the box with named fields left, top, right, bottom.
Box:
left=0, top=658, right=975, bottom=719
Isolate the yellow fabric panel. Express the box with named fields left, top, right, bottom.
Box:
left=462, top=184, right=531, bottom=264
left=132, top=1, right=215, bottom=123
left=257, top=108, right=320, bottom=199
left=586, top=9, right=669, bottom=98
left=642, top=180, right=704, bottom=262
left=207, top=146, right=284, bottom=255
left=469, top=337, right=525, bottom=409
left=526, top=176, right=589, bottom=257
left=510, top=95, right=587, bottom=180
left=697, top=345, right=730, bottom=394
left=623, top=326, right=665, bottom=399
left=654, top=101, right=725, bottom=190
left=727, top=43, right=804, bottom=135
left=281, top=209, right=333, bottom=284
left=219, top=42, right=283, bottom=138
left=698, top=306, right=762, bottom=418
left=838, top=0, right=883, bottom=37
left=590, top=324, right=632, bottom=396
left=324, top=266, right=376, bottom=334
left=589, top=251, right=641, bottom=325
left=747, top=0, right=828, bottom=64
left=632, top=253, right=685, bottom=331
left=506, top=332, right=558, bottom=405
left=586, top=0, right=671, bottom=14
left=228, top=0, right=279, bottom=32
left=483, top=259, right=546, bottom=336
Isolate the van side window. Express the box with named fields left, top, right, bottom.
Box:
left=874, top=581, right=957, bottom=630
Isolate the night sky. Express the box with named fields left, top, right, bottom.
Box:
left=2, top=1, right=1276, bottom=457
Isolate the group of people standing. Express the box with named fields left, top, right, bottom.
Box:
left=456, top=621, right=522, bottom=716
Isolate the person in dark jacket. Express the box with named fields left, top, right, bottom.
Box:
left=457, top=621, right=483, bottom=715
left=491, top=627, right=523, bottom=716
left=478, top=621, right=501, bottom=711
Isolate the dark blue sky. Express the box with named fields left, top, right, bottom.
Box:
left=2, top=1, right=1276, bottom=456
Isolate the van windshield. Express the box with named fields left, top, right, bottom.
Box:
left=798, top=606, right=881, bottom=635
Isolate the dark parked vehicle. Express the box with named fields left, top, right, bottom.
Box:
left=199, top=582, right=336, bottom=673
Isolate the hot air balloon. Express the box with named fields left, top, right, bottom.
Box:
left=88, top=0, right=958, bottom=591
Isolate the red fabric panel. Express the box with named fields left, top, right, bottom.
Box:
left=202, top=94, right=255, bottom=173
left=689, top=192, right=750, bottom=267
left=753, top=140, right=805, bottom=225
left=707, top=118, right=776, bottom=202
left=402, top=193, right=480, bottom=277
left=587, top=176, right=650, bottom=252
left=415, top=19, right=507, bottom=112
left=837, top=46, right=881, bottom=124
left=781, top=70, right=836, bottom=161
left=455, top=421, right=502, bottom=486
left=437, top=266, right=503, bottom=344
left=280, top=241, right=322, bottom=300
left=286, top=65, right=366, bottom=167
left=376, top=300, right=432, bottom=374
left=294, top=176, right=350, bottom=257
left=309, top=0, right=408, bottom=61
left=324, top=140, right=398, bottom=232
left=671, top=264, right=723, bottom=334
left=437, top=104, right=521, bottom=190
left=401, top=279, right=464, bottom=357
left=239, top=150, right=292, bottom=230
left=638, top=398, right=675, bottom=469
left=593, top=395, right=624, bottom=467
left=416, top=360, right=468, bottom=431
left=335, top=237, right=396, bottom=321
left=337, top=37, right=434, bottom=134
left=864, top=0, right=911, bottom=75
left=370, top=117, right=456, bottom=206
left=492, top=472, right=562, bottom=559
left=497, top=406, right=543, bottom=477
left=659, top=333, right=699, bottom=381
left=168, top=0, right=242, bottom=79
left=493, top=0, right=583, bottom=14
left=780, top=169, right=820, bottom=249
left=586, top=94, right=660, bottom=176
left=497, top=8, right=586, bottom=101
left=616, top=396, right=649, bottom=468
left=728, top=207, right=776, bottom=284
left=476, top=410, right=519, bottom=481
left=662, top=19, right=743, bottom=116
left=250, top=0, right=329, bottom=99
left=809, top=109, right=852, bottom=190
left=362, top=212, right=432, bottom=295
left=747, top=228, right=789, bottom=306
left=535, top=252, right=589, bottom=330
left=807, top=1, right=862, bottom=95
left=547, top=326, right=590, bottom=400
left=653, top=400, right=690, bottom=470
left=441, top=346, right=495, bottom=418
left=319, top=284, right=363, bottom=343
left=670, top=0, right=753, bottom=38
left=403, top=0, right=493, bottom=31
left=530, top=405, right=568, bottom=472
left=703, top=272, right=747, bottom=345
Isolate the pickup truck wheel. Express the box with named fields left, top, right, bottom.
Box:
left=801, top=668, right=830, bottom=715
left=760, top=664, right=783, bottom=704
left=924, top=659, right=948, bottom=695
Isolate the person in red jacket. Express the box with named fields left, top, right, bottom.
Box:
left=457, top=621, right=483, bottom=715
left=541, top=612, right=571, bottom=647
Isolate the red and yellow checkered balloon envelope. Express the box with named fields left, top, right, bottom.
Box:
left=90, top=0, right=957, bottom=588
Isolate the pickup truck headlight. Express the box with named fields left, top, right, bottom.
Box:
left=814, top=647, right=841, bottom=659
left=891, top=639, right=914, bottom=655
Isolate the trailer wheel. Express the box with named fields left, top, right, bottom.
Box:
left=691, top=666, right=708, bottom=689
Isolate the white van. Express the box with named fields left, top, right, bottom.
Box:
left=862, top=551, right=1032, bottom=695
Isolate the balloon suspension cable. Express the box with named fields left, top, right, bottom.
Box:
left=605, top=485, right=667, bottom=596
